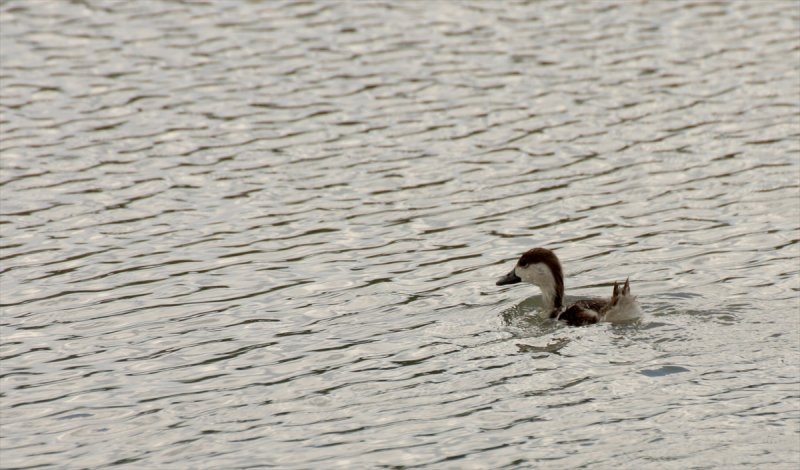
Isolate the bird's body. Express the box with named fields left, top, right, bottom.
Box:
left=496, top=247, right=641, bottom=326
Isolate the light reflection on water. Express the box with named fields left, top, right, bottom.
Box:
left=1, top=0, right=799, bottom=468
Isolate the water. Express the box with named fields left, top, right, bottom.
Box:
left=1, top=1, right=799, bottom=468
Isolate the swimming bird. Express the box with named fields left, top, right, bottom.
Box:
left=496, top=247, right=641, bottom=326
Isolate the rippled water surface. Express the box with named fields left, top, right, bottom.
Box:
left=2, top=1, right=799, bottom=468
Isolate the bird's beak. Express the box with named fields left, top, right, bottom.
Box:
left=496, top=268, right=521, bottom=286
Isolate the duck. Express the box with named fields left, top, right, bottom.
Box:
left=496, top=247, right=641, bottom=326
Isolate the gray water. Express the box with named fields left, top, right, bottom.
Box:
left=1, top=1, right=799, bottom=468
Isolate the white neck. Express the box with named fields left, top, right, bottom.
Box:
left=517, top=263, right=562, bottom=311
left=537, top=279, right=559, bottom=311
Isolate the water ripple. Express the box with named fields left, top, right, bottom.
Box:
left=2, top=0, right=799, bottom=468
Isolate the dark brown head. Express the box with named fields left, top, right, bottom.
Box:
left=496, top=247, right=564, bottom=310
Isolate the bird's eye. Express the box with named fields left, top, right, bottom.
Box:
left=519, top=262, right=527, bottom=268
